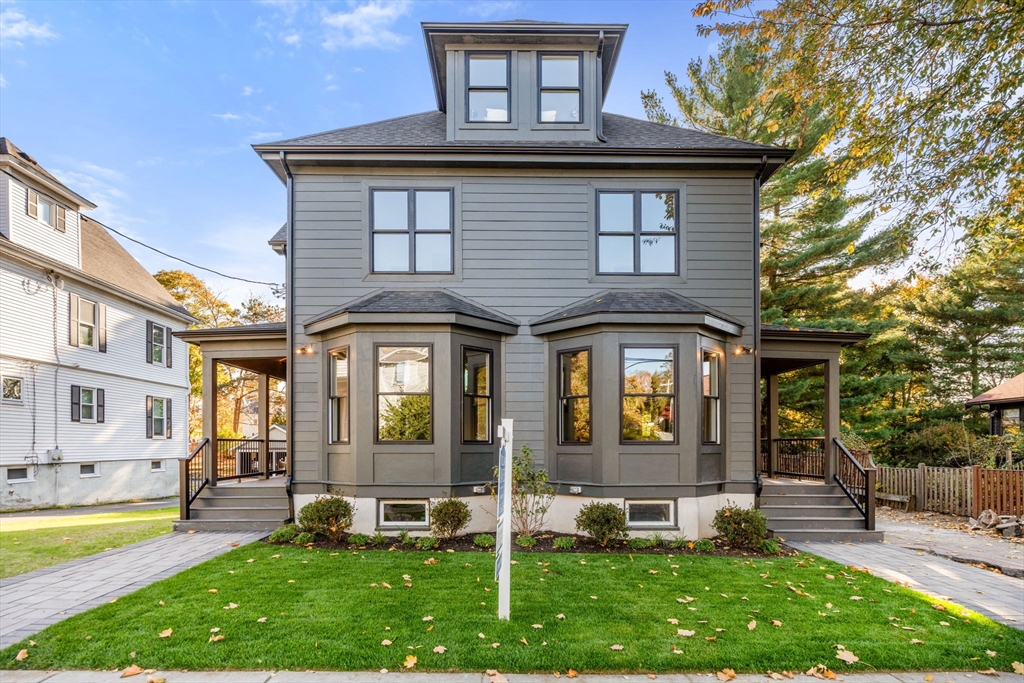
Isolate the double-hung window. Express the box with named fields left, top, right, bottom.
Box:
left=146, top=322, right=172, bottom=367
left=558, top=348, right=591, bottom=444
left=467, top=52, right=510, bottom=122
left=147, top=396, right=171, bottom=439
left=621, top=346, right=676, bottom=442
left=371, top=189, right=453, bottom=273
left=78, top=298, right=97, bottom=349
left=702, top=351, right=720, bottom=444
left=27, top=190, right=66, bottom=231
left=376, top=346, right=431, bottom=442
left=597, top=191, right=679, bottom=274
left=71, top=385, right=104, bottom=423
left=330, top=348, right=350, bottom=444
left=539, top=53, right=582, bottom=123
left=462, top=348, right=492, bottom=443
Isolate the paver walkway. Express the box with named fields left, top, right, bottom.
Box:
left=0, top=531, right=263, bottom=649
left=2, top=671, right=1022, bottom=682
left=789, top=541, right=1024, bottom=630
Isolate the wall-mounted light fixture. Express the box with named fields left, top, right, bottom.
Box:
left=472, top=485, right=487, bottom=494
left=733, top=346, right=753, bottom=356
left=568, top=486, right=582, bottom=495
left=295, top=344, right=315, bottom=356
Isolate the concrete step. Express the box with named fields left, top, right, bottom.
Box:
left=760, top=504, right=863, bottom=519
left=174, top=520, right=281, bottom=532
left=191, top=506, right=289, bottom=522
left=762, top=484, right=843, bottom=495
left=192, top=495, right=290, bottom=509
left=201, top=485, right=288, bottom=498
left=760, top=493, right=851, bottom=506
left=772, top=529, right=884, bottom=543
left=768, top=517, right=868, bottom=531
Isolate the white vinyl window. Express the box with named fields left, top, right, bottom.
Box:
left=37, top=196, right=54, bottom=225
left=379, top=500, right=429, bottom=527
left=78, top=298, right=97, bottom=349
left=2, top=376, right=23, bottom=404
left=625, top=500, right=675, bottom=527
left=80, top=387, right=96, bottom=423
left=151, top=460, right=165, bottom=472
left=80, top=463, right=99, bottom=478
left=152, top=397, right=166, bottom=438
left=152, top=325, right=165, bottom=364
left=6, top=467, right=30, bottom=483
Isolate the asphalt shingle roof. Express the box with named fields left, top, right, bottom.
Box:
left=259, top=111, right=783, bottom=153
left=306, top=289, right=519, bottom=327
left=966, top=372, right=1024, bottom=407
left=531, top=289, right=740, bottom=326
left=268, top=223, right=287, bottom=244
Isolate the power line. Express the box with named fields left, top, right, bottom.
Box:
left=91, top=217, right=285, bottom=292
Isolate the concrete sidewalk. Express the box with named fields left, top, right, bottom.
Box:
left=789, top=541, right=1024, bottom=630
left=1, top=670, right=1021, bottom=682
left=0, top=531, right=264, bottom=649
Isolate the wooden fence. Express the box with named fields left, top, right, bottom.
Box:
left=877, top=464, right=1024, bottom=517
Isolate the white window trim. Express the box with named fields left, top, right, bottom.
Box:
left=378, top=499, right=430, bottom=528
left=79, top=462, right=101, bottom=478
left=79, top=298, right=98, bottom=351
left=36, top=195, right=55, bottom=226
left=152, top=397, right=167, bottom=439
left=2, top=375, right=24, bottom=404
left=5, top=466, right=33, bottom=484
left=152, top=324, right=167, bottom=364
left=625, top=500, right=676, bottom=528
left=151, top=460, right=166, bottom=472
left=79, top=386, right=98, bottom=423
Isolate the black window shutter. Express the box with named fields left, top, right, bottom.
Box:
left=166, top=398, right=172, bottom=438
left=146, top=395, right=153, bottom=439
left=165, top=327, right=172, bottom=368
left=69, top=293, right=80, bottom=347
left=98, top=304, right=107, bottom=353
left=145, top=321, right=154, bottom=364
left=71, top=385, right=81, bottom=422
left=96, top=389, right=105, bottom=423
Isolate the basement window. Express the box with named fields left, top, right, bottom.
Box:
left=80, top=463, right=100, bottom=478
left=151, top=460, right=165, bottom=472
left=6, top=467, right=30, bottom=482
left=625, top=500, right=675, bottom=527
left=379, top=500, right=429, bottom=527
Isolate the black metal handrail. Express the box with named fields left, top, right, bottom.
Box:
left=217, top=438, right=266, bottom=480
left=268, top=439, right=287, bottom=475
left=833, top=438, right=876, bottom=530
left=774, top=437, right=825, bottom=480
left=180, top=438, right=209, bottom=521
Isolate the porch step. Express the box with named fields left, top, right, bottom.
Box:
left=767, top=516, right=868, bottom=531
left=771, top=529, right=884, bottom=543
left=178, top=482, right=291, bottom=531
left=190, top=506, right=289, bottom=522
left=760, top=504, right=863, bottom=519
left=192, top=495, right=289, bottom=509
left=173, top=520, right=280, bottom=532
left=759, top=493, right=851, bottom=506
left=758, top=478, right=882, bottom=543
left=200, top=484, right=288, bottom=497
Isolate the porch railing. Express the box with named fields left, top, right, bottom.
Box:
left=833, top=438, right=876, bottom=530
left=768, top=437, right=826, bottom=480
left=179, top=438, right=209, bottom=520
left=269, top=439, right=287, bottom=475
left=215, top=438, right=288, bottom=481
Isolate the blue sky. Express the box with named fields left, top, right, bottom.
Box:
left=0, top=0, right=718, bottom=306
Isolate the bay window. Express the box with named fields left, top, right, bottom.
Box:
left=702, top=350, right=720, bottom=444
left=462, top=348, right=491, bottom=443
left=621, top=346, right=675, bottom=442
left=330, top=348, right=350, bottom=443
left=558, top=348, right=591, bottom=443
left=377, top=346, right=431, bottom=442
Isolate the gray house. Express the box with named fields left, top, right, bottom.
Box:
left=176, top=21, right=879, bottom=541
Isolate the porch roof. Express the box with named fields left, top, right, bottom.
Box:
left=760, top=324, right=871, bottom=376
left=761, top=324, right=871, bottom=345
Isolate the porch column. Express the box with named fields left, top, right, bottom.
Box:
left=203, top=354, right=219, bottom=487
left=823, top=355, right=841, bottom=482
left=257, top=373, right=270, bottom=479
left=767, top=373, right=779, bottom=478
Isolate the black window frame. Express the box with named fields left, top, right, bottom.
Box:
left=374, top=343, right=434, bottom=444
left=329, top=346, right=351, bottom=444
left=465, top=51, right=512, bottom=124
left=537, top=51, right=583, bottom=124
left=702, top=349, right=721, bottom=445
left=557, top=346, right=592, bottom=445
left=461, top=346, right=493, bottom=444
left=620, top=343, right=678, bottom=445
left=369, top=188, right=455, bottom=274
left=596, top=190, right=680, bottom=275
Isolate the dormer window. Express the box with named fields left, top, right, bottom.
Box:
left=467, top=52, right=510, bottom=123
left=539, top=53, right=582, bottom=123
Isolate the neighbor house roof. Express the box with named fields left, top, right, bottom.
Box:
left=258, top=111, right=784, bottom=154
left=966, top=372, right=1024, bottom=408
left=529, top=289, right=744, bottom=336
left=0, top=137, right=97, bottom=210
left=80, top=215, right=191, bottom=318
left=303, top=289, right=520, bottom=335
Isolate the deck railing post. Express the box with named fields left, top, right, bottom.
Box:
left=916, top=462, right=926, bottom=512
left=179, top=456, right=189, bottom=520
left=865, top=466, right=876, bottom=531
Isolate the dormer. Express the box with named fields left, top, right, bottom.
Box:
left=422, top=21, right=627, bottom=143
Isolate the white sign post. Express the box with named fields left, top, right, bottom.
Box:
left=495, top=418, right=513, bottom=620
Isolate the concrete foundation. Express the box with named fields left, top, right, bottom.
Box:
left=1, top=459, right=177, bottom=511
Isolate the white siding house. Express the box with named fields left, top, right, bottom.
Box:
left=0, top=139, right=193, bottom=510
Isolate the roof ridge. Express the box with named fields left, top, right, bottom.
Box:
left=602, top=112, right=783, bottom=151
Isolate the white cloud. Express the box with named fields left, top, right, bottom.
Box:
left=321, top=1, right=409, bottom=51
left=325, top=84, right=338, bottom=92
left=462, top=1, right=522, bottom=19
left=51, top=158, right=133, bottom=227
left=0, top=73, right=6, bottom=88
left=282, top=31, right=301, bottom=46
left=247, top=131, right=283, bottom=142
left=350, top=66, right=364, bottom=73
left=241, top=85, right=260, bottom=96
left=0, top=7, right=58, bottom=46
left=213, top=112, right=242, bottom=121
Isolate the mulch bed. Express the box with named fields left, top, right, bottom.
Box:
left=269, top=532, right=798, bottom=559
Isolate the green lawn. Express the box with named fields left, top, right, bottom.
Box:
left=3, top=544, right=1021, bottom=674
left=0, top=507, right=176, bottom=579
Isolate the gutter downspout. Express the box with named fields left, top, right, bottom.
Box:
left=752, top=155, right=767, bottom=497
left=280, top=151, right=296, bottom=522
left=596, top=30, right=607, bottom=143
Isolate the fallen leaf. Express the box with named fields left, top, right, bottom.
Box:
left=424, top=558, right=438, bottom=565
left=556, top=614, right=566, bottom=620
left=247, top=558, right=255, bottom=563
left=924, top=676, right=933, bottom=682
left=836, top=650, right=860, bottom=664
left=210, top=628, right=221, bottom=633
left=977, top=669, right=999, bottom=676
left=933, top=604, right=946, bottom=611
left=187, top=529, right=197, bottom=534
left=849, top=596, right=864, bottom=601
left=433, top=645, right=446, bottom=654
left=769, top=673, right=785, bottom=680
left=208, top=589, right=218, bottom=594
left=986, top=650, right=997, bottom=658
left=489, top=671, right=510, bottom=683
left=382, top=582, right=392, bottom=589
left=404, top=654, right=417, bottom=669
left=15, top=650, right=28, bottom=662
left=771, top=620, right=782, bottom=627
left=705, top=636, right=717, bottom=642
left=678, top=629, right=696, bottom=637
left=590, top=595, right=598, bottom=600
left=478, top=633, right=486, bottom=639
left=158, top=601, right=165, bottom=606
left=532, top=624, right=543, bottom=629
left=121, top=664, right=143, bottom=678
left=145, top=677, right=166, bottom=683
left=209, top=634, right=225, bottom=643
left=939, top=621, right=950, bottom=626
left=422, top=615, right=434, bottom=622
left=610, top=644, right=624, bottom=651
left=381, top=640, right=392, bottom=646
left=491, top=642, right=501, bottom=648
left=748, top=620, right=757, bottom=630
left=520, top=637, right=529, bottom=645
left=567, top=670, right=578, bottom=679
left=717, top=668, right=737, bottom=681
left=257, top=617, right=267, bottom=623
left=1011, top=662, right=1024, bottom=675
left=223, top=603, right=238, bottom=610
left=158, top=628, right=172, bottom=638
left=909, top=639, right=925, bottom=645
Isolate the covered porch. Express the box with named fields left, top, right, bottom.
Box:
left=174, top=322, right=288, bottom=522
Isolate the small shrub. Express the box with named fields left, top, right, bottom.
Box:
left=762, top=538, right=782, bottom=555
left=492, top=445, right=555, bottom=536
left=669, top=535, right=689, bottom=549
left=647, top=532, right=667, bottom=547
left=348, top=533, right=371, bottom=546
left=693, top=539, right=715, bottom=553
left=629, top=537, right=651, bottom=550
left=371, top=531, right=388, bottom=546
left=712, top=504, right=768, bottom=550
left=297, top=495, right=354, bottom=543
left=415, top=536, right=439, bottom=550
left=430, top=497, right=471, bottom=540
left=552, top=536, right=575, bottom=550
left=398, top=529, right=414, bottom=546
left=268, top=523, right=299, bottom=543
left=293, top=532, right=316, bottom=545
left=574, top=502, right=628, bottom=546
left=474, top=534, right=495, bottom=548
left=516, top=534, right=537, bottom=548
